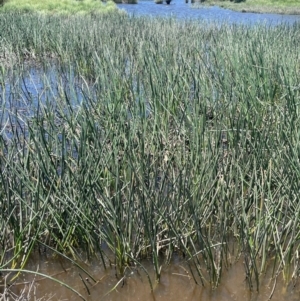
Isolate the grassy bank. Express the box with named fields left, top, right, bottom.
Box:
left=0, top=0, right=117, bottom=14
left=199, top=0, right=300, bottom=14
left=0, top=11, right=300, bottom=296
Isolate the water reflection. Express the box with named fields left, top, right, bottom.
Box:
left=2, top=254, right=300, bottom=301
left=117, top=0, right=300, bottom=25
left=0, top=65, right=91, bottom=140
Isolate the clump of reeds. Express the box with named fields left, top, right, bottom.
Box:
left=0, top=11, right=300, bottom=294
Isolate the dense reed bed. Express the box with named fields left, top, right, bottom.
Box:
left=0, top=11, right=300, bottom=295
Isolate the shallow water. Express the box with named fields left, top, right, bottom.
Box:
left=0, top=65, right=90, bottom=140
left=117, top=0, right=300, bottom=25
left=3, top=254, right=300, bottom=301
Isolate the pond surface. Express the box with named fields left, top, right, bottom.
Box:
left=0, top=65, right=89, bottom=140
left=3, top=254, right=300, bottom=301
left=118, top=0, right=300, bottom=25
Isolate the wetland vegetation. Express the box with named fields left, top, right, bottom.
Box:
left=0, top=0, right=117, bottom=14
left=0, top=5, right=300, bottom=300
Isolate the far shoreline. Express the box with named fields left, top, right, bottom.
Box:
left=195, top=1, right=300, bottom=15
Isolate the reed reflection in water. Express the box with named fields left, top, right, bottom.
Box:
left=3, top=254, right=300, bottom=301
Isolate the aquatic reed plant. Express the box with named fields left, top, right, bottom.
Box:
left=0, top=12, right=300, bottom=295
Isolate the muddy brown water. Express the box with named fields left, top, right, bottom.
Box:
left=2, top=253, right=300, bottom=301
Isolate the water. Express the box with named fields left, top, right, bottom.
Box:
left=2, top=254, right=300, bottom=301
left=0, top=65, right=90, bottom=140
left=117, top=0, right=300, bottom=25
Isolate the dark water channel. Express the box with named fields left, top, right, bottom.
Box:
left=3, top=254, right=300, bottom=301
left=117, top=0, right=300, bottom=24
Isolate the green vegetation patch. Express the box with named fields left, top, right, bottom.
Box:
left=1, top=0, right=117, bottom=14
